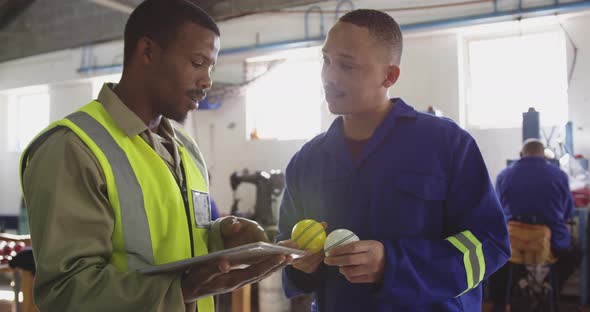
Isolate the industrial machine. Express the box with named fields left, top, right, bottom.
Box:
left=229, top=169, right=289, bottom=312
left=506, top=107, right=560, bottom=167
left=230, top=169, right=285, bottom=236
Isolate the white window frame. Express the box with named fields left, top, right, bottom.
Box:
left=245, top=46, right=324, bottom=141
left=4, top=85, right=51, bottom=152
left=91, top=73, right=122, bottom=99
left=460, top=25, right=569, bottom=130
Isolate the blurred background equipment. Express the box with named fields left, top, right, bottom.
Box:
left=230, top=169, right=285, bottom=234
left=0, top=234, right=35, bottom=312
left=228, top=169, right=289, bottom=312
left=523, top=107, right=541, bottom=142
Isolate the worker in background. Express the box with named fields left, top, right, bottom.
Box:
left=490, top=139, right=579, bottom=311
left=276, top=9, right=510, bottom=311
left=20, top=1, right=289, bottom=311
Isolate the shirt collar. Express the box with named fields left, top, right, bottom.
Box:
left=322, top=98, right=417, bottom=167
left=391, top=98, right=418, bottom=119
left=97, top=83, right=147, bottom=137
left=519, top=156, right=548, bottom=163
left=324, top=98, right=417, bottom=141
left=160, top=118, right=184, bottom=147
left=96, top=83, right=182, bottom=145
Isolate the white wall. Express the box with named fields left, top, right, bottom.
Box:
left=392, top=34, right=461, bottom=121
left=50, top=82, right=94, bottom=121
left=1, top=0, right=589, bottom=216
left=0, top=93, right=21, bottom=216
left=565, top=14, right=590, bottom=158
left=0, top=81, right=94, bottom=215
left=191, top=86, right=336, bottom=216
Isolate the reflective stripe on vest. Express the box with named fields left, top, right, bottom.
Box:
left=176, top=130, right=208, bottom=186
left=67, top=111, right=154, bottom=270
left=21, top=100, right=215, bottom=311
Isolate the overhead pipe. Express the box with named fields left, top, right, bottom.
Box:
left=217, top=0, right=488, bottom=15
left=220, top=0, right=590, bottom=56
left=87, top=0, right=134, bottom=14
left=402, top=0, right=590, bottom=32
left=78, top=64, right=123, bottom=74
left=220, top=37, right=325, bottom=56
left=334, top=0, right=354, bottom=21
left=304, top=5, right=325, bottom=39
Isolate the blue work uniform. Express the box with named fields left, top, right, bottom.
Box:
left=211, top=198, right=220, bottom=220
left=277, top=99, right=510, bottom=311
left=496, top=156, right=574, bottom=251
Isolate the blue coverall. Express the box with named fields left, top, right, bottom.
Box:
left=277, top=99, right=511, bottom=311
left=496, top=156, right=574, bottom=251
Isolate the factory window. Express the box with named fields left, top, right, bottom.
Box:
left=246, top=47, right=323, bottom=140
left=91, top=73, right=122, bottom=99
left=465, top=31, right=568, bottom=129
left=7, top=90, right=50, bottom=152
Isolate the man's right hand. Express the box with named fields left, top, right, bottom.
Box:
left=278, top=221, right=328, bottom=274
left=181, top=254, right=289, bottom=302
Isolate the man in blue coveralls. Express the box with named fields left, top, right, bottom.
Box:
left=490, top=139, right=579, bottom=311
left=276, top=9, right=511, bottom=311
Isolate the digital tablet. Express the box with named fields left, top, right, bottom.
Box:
left=137, top=242, right=304, bottom=275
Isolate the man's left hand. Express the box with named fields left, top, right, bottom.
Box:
left=324, top=240, right=385, bottom=284
left=220, top=216, right=268, bottom=249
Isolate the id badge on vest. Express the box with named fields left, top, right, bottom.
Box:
left=192, top=190, right=211, bottom=228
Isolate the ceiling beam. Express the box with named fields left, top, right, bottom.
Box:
left=209, top=0, right=324, bottom=21
left=87, top=0, right=134, bottom=14
left=0, top=0, right=34, bottom=29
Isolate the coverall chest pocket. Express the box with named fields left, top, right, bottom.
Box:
left=376, top=172, right=447, bottom=237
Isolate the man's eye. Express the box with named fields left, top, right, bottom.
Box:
left=340, top=63, right=354, bottom=70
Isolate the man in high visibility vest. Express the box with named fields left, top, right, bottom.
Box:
left=276, top=9, right=511, bottom=311
left=20, top=1, right=289, bottom=311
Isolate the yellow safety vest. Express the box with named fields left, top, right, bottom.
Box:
left=20, top=100, right=214, bottom=311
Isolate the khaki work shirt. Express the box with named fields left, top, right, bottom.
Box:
left=22, top=84, right=223, bottom=312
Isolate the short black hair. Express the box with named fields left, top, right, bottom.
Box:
left=339, top=9, right=403, bottom=64
left=123, top=0, right=220, bottom=65
left=522, top=138, right=545, bottom=157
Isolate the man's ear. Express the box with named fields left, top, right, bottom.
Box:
left=383, top=65, right=400, bottom=88
left=134, top=36, right=160, bottom=66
